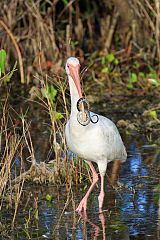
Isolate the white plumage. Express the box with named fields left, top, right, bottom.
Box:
left=65, top=57, right=127, bottom=212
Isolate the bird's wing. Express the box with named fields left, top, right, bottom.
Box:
left=90, top=113, right=127, bottom=161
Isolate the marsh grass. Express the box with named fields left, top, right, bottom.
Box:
left=0, top=100, right=22, bottom=201
left=32, top=73, right=90, bottom=186
left=0, top=101, right=30, bottom=227
left=0, top=0, right=160, bottom=88
left=0, top=72, right=91, bottom=228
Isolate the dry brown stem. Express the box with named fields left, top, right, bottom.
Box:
left=155, top=0, right=160, bottom=63
left=104, top=11, right=119, bottom=53
left=0, top=20, right=25, bottom=84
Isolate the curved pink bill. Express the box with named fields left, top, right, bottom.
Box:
left=69, top=64, right=83, bottom=98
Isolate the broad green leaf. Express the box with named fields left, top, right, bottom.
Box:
left=53, top=111, right=63, bottom=120
left=127, top=83, right=133, bottom=89
left=129, top=73, right=137, bottom=83
left=0, top=49, right=7, bottom=77
left=101, top=56, right=105, bottom=65
left=49, top=86, right=57, bottom=100
left=106, top=53, right=115, bottom=63
left=46, top=194, right=53, bottom=202
left=101, top=67, right=109, bottom=73
left=147, top=110, right=157, bottom=119
left=114, top=58, right=119, bottom=65
left=41, top=85, right=57, bottom=101
left=139, top=72, right=145, bottom=78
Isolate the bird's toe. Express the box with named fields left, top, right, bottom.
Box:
left=76, top=198, right=87, bottom=212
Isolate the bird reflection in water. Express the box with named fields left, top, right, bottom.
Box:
left=79, top=211, right=106, bottom=240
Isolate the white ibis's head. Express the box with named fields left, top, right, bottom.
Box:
left=66, top=57, right=82, bottom=97
left=65, top=57, right=80, bottom=74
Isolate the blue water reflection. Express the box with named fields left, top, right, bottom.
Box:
left=119, top=142, right=158, bottom=237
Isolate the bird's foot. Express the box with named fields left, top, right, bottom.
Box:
left=76, top=198, right=87, bottom=212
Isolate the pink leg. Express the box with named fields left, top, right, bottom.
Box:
left=76, top=162, right=98, bottom=212
left=98, top=175, right=105, bottom=212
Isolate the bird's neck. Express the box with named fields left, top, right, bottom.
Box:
left=68, top=76, right=80, bottom=116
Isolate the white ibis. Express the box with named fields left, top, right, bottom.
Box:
left=65, top=57, right=127, bottom=213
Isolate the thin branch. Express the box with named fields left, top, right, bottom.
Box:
left=104, top=11, right=119, bottom=53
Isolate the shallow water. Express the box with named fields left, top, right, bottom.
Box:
left=1, top=134, right=160, bottom=240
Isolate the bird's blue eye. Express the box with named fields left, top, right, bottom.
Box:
left=67, top=65, right=69, bottom=68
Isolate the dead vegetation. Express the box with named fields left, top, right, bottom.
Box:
left=0, top=77, right=89, bottom=201
left=0, top=92, right=90, bottom=229
left=0, top=0, right=160, bottom=85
